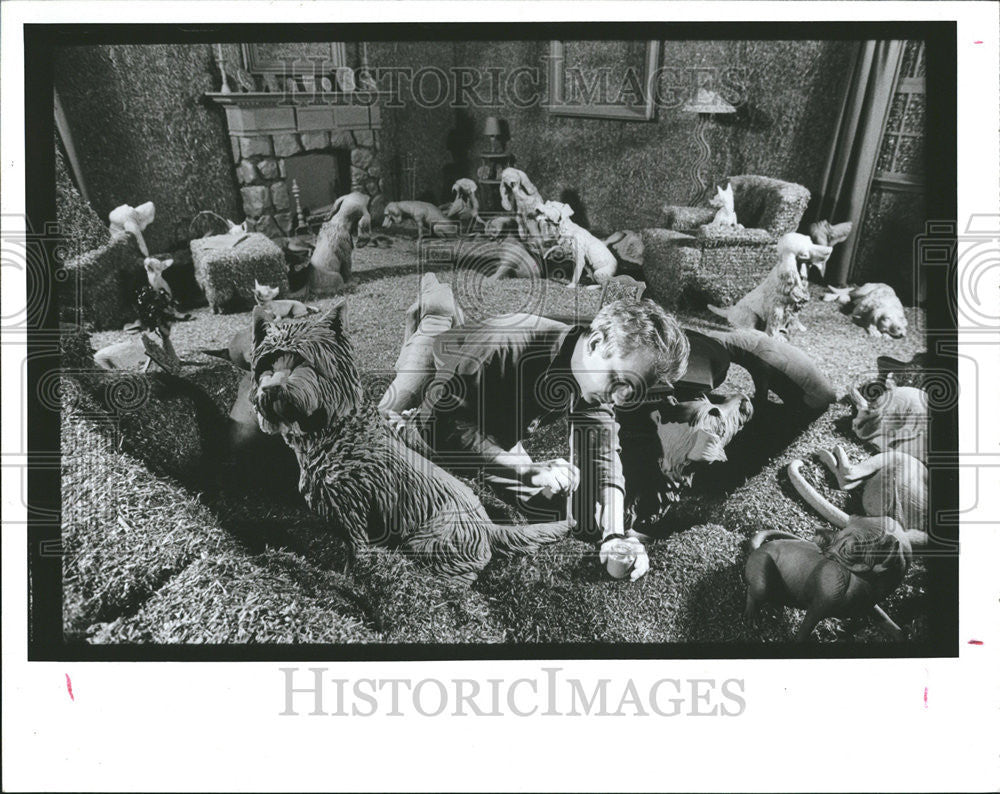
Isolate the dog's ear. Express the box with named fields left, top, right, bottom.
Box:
left=688, top=429, right=727, bottom=463
left=143, top=257, right=156, bottom=270
left=649, top=409, right=662, bottom=426
left=325, top=298, right=347, bottom=330
left=161, top=258, right=173, bottom=270
left=517, top=171, right=538, bottom=197
left=500, top=183, right=514, bottom=211
left=252, top=305, right=273, bottom=350
left=809, top=220, right=830, bottom=246
left=828, top=221, right=853, bottom=244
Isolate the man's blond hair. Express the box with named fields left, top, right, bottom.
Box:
left=590, top=299, right=690, bottom=387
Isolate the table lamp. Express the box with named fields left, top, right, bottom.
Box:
left=483, top=116, right=503, bottom=153
left=682, top=88, right=737, bottom=204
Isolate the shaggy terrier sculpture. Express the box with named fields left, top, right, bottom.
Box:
left=249, top=303, right=570, bottom=582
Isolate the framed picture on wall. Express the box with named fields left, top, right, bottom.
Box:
left=548, top=39, right=660, bottom=121
left=241, top=42, right=348, bottom=76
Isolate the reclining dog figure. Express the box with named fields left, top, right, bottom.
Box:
left=249, top=303, right=570, bottom=583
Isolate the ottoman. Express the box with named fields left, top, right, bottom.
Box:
left=191, top=232, right=287, bottom=314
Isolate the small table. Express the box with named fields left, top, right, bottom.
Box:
left=477, top=150, right=516, bottom=213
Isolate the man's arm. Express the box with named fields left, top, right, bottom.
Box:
left=576, top=404, right=650, bottom=581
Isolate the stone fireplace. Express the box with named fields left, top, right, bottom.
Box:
left=207, top=93, right=383, bottom=239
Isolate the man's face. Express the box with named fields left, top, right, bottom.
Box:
left=575, top=336, right=658, bottom=407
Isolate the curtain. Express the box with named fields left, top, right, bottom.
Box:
left=808, top=41, right=905, bottom=286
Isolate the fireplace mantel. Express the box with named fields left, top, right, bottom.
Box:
left=205, top=92, right=382, bottom=136
left=206, top=91, right=384, bottom=239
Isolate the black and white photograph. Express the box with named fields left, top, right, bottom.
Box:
left=38, top=26, right=958, bottom=649
left=3, top=3, right=998, bottom=791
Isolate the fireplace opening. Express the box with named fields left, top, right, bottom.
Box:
left=284, top=149, right=351, bottom=219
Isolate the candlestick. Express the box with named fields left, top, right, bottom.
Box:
left=216, top=44, right=232, bottom=94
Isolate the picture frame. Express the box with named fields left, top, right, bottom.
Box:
left=241, top=42, right=348, bottom=76
left=548, top=39, right=661, bottom=121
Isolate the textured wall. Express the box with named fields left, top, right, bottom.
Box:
left=54, top=44, right=242, bottom=254
left=430, top=39, right=857, bottom=234
left=55, top=39, right=856, bottom=246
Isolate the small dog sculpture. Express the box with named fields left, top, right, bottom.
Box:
left=382, top=201, right=452, bottom=241
left=702, top=183, right=742, bottom=230
left=824, top=282, right=908, bottom=339
left=249, top=304, right=570, bottom=582
left=849, top=379, right=928, bottom=461
left=443, top=178, right=481, bottom=234
left=536, top=201, right=617, bottom=287
left=620, top=392, right=753, bottom=531
left=708, top=232, right=831, bottom=337
left=143, top=256, right=174, bottom=299
left=786, top=379, right=930, bottom=536
left=806, top=219, right=852, bottom=279
left=253, top=279, right=316, bottom=319
left=109, top=201, right=156, bottom=256
left=812, top=445, right=928, bottom=540
left=499, top=167, right=544, bottom=217
left=308, top=191, right=372, bottom=296
left=744, top=468, right=915, bottom=643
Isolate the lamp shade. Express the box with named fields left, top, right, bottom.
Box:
left=483, top=116, right=502, bottom=136
left=682, top=88, right=737, bottom=114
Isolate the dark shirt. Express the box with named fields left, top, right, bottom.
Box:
left=414, top=314, right=625, bottom=494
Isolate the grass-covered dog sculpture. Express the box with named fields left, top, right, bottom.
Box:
left=249, top=302, right=570, bottom=582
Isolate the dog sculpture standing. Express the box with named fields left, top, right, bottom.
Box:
left=249, top=304, right=570, bottom=582
left=824, top=282, right=908, bottom=339
left=536, top=200, right=617, bottom=287
left=708, top=232, right=831, bottom=337
left=744, top=468, right=916, bottom=642
left=382, top=201, right=452, bottom=241
left=308, top=191, right=372, bottom=295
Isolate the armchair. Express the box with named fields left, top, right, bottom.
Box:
left=644, top=175, right=811, bottom=308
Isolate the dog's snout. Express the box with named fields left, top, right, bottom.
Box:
left=258, top=371, right=287, bottom=391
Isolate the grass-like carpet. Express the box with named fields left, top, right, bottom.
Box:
left=66, top=237, right=928, bottom=645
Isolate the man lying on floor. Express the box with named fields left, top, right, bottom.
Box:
left=382, top=298, right=690, bottom=581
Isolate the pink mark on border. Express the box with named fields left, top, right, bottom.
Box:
left=923, top=686, right=928, bottom=709
left=974, top=41, right=983, bottom=44
left=65, top=673, right=75, bottom=702
left=968, top=639, right=984, bottom=645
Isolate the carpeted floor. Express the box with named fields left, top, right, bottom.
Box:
left=68, top=237, right=928, bottom=645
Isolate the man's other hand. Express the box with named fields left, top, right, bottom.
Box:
left=526, top=458, right=580, bottom=494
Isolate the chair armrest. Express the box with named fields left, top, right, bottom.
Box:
left=661, top=205, right=716, bottom=231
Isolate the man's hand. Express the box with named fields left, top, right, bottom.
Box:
left=525, top=458, right=580, bottom=495
left=599, top=534, right=649, bottom=582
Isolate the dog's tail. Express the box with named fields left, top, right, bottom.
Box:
left=787, top=459, right=850, bottom=529
left=750, top=529, right=804, bottom=549
left=823, top=286, right=851, bottom=304
left=707, top=304, right=735, bottom=321
left=488, top=520, right=572, bottom=558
